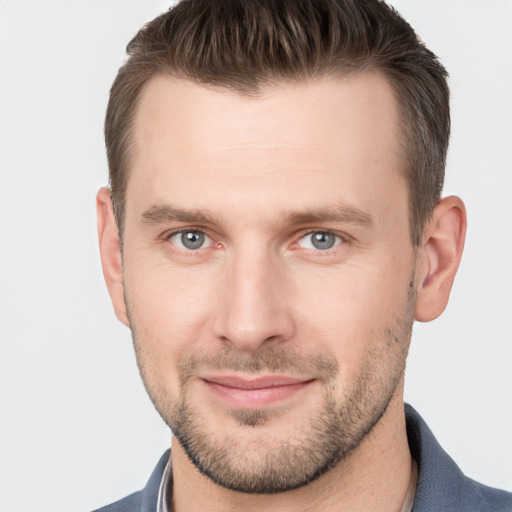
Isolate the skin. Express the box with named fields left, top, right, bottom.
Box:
left=97, top=73, right=466, bottom=511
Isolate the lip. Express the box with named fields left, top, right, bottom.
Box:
left=201, top=375, right=315, bottom=408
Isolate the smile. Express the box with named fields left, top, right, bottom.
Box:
left=201, top=375, right=315, bottom=409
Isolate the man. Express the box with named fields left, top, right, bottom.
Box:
left=94, top=0, right=512, bottom=511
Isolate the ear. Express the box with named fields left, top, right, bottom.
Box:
left=415, top=196, right=467, bottom=322
left=96, top=187, right=129, bottom=327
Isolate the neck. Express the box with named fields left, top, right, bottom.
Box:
left=171, top=392, right=412, bottom=512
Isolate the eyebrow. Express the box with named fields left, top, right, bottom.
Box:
left=284, top=203, right=373, bottom=228
left=142, top=204, right=219, bottom=225
left=141, top=201, right=373, bottom=228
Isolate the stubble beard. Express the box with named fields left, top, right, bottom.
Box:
left=128, top=282, right=415, bottom=494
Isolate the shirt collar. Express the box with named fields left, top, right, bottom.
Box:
left=156, top=452, right=172, bottom=512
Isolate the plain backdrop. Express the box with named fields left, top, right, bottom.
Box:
left=0, top=1, right=511, bottom=511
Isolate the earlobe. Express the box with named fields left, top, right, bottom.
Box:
left=415, top=196, right=467, bottom=322
left=96, top=187, right=129, bottom=327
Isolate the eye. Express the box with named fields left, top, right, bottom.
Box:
left=297, top=231, right=342, bottom=251
left=169, top=230, right=212, bottom=250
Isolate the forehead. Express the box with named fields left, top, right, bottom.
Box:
left=133, top=72, right=400, bottom=156
left=127, top=73, right=406, bottom=227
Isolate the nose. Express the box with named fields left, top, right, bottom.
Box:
left=213, top=249, right=296, bottom=352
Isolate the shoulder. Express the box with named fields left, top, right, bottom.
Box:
left=405, top=404, right=512, bottom=512
left=461, top=477, right=512, bottom=512
left=91, top=491, right=143, bottom=512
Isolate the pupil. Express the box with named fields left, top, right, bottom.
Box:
left=182, top=231, right=204, bottom=249
left=312, top=232, right=335, bottom=250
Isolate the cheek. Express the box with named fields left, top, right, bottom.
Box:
left=292, top=258, right=414, bottom=365
left=123, top=259, right=219, bottom=360
left=124, top=263, right=223, bottom=407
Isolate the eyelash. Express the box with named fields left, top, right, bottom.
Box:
left=163, top=228, right=347, bottom=257
left=291, top=230, right=345, bottom=254
left=165, top=228, right=218, bottom=254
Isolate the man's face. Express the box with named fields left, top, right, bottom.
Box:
left=120, top=73, right=417, bottom=493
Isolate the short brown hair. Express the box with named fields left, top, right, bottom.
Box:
left=105, top=0, right=450, bottom=245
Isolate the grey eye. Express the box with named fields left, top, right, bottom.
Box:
left=311, top=232, right=336, bottom=250
left=297, top=231, right=341, bottom=250
left=170, top=230, right=209, bottom=250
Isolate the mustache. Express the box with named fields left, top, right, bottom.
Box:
left=177, top=346, right=339, bottom=381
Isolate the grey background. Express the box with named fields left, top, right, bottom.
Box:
left=1, top=1, right=511, bottom=511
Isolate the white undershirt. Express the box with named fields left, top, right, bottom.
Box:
left=156, top=453, right=172, bottom=512
left=400, top=459, right=418, bottom=512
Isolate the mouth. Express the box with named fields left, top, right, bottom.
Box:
left=201, top=375, right=315, bottom=409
